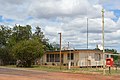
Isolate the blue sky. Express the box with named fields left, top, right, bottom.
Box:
left=0, top=16, right=3, bottom=22
left=0, top=0, right=120, bottom=52
left=111, top=10, right=120, bottom=21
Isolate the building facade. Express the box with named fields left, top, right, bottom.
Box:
left=41, top=49, right=112, bottom=67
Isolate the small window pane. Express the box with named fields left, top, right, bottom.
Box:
left=47, top=54, right=49, bottom=62
left=55, top=54, right=60, bottom=62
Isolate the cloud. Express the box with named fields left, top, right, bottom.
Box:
left=0, top=0, right=30, bottom=20
left=36, top=16, right=117, bottom=49
left=28, top=0, right=116, bottom=19
left=99, top=0, right=120, bottom=10
left=0, top=0, right=116, bottom=20
left=28, top=0, right=89, bottom=18
left=0, top=0, right=120, bottom=51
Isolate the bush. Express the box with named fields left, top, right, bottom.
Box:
left=12, top=40, right=44, bottom=67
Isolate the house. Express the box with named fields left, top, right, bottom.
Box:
left=41, top=49, right=112, bottom=67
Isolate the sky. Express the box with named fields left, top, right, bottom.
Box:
left=0, top=0, right=120, bottom=52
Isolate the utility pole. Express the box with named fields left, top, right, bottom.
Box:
left=102, top=8, right=105, bottom=75
left=87, top=18, right=88, bottom=49
left=58, top=33, right=62, bottom=70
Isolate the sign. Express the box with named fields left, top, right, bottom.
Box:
left=106, top=58, right=114, bottom=67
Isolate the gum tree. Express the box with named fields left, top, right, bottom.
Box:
left=12, top=39, right=44, bottom=67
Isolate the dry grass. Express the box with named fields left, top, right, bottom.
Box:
left=1, top=65, right=120, bottom=75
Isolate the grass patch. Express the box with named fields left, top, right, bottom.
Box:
left=0, top=65, right=16, bottom=68
left=105, top=69, right=120, bottom=75
left=31, top=65, right=103, bottom=74
left=1, top=65, right=120, bottom=75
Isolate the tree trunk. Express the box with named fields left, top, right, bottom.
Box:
left=26, top=60, right=32, bottom=67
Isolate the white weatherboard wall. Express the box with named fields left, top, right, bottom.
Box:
left=79, top=52, right=103, bottom=67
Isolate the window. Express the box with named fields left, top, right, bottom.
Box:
left=55, top=54, right=60, bottom=62
left=99, top=54, right=101, bottom=60
left=46, top=54, right=60, bottom=62
left=50, top=54, right=54, bottom=62
left=106, top=55, right=109, bottom=58
left=67, top=53, right=74, bottom=60
left=95, top=53, right=101, bottom=61
left=47, top=54, right=50, bottom=62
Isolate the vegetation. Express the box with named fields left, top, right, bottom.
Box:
left=105, top=49, right=119, bottom=62
left=0, top=24, right=119, bottom=68
left=2, top=65, right=120, bottom=75
left=12, top=39, right=44, bottom=67
left=0, top=25, right=58, bottom=67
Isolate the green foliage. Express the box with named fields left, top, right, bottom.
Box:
left=0, top=24, right=56, bottom=66
left=12, top=39, right=44, bottom=67
left=0, top=25, right=13, bottom=65
left=33, top=26, right=55, bottom=51
left=7, top=25, right=32, bottom=48
left=0, top=47, right=13, bottom=65
left=12, top=25, right=32, bottom=42
left=0, top=25, right=11, bottom=47
left=105, top=49, right=118, bottom=61
left=33, top=26, right=45, bottom=41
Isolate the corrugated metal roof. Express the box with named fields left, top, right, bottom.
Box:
left=45, top=49, right=113, bottom=54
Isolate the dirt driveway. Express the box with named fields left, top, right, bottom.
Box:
left=0, top=67, right=120, bottom=80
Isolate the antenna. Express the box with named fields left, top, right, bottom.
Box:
left=58, top=33, right=62, bottom=70
left=87, top=18, right=88, bottom=49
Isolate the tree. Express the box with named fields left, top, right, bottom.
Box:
left=0, top=47, right=13, bottom=65
left=12, top=39, right=44, bottom=67
left=12, top=25, right=32, bottom=42
left=0, top=25, right=11, bottom=47
left=105, top=49, right=118, bottom=61
left=33, top=26, right=44, bottom=41
left=0, top=24, right=55, bottom=66
left=33, top=26, right=53, bottom=51
left=0, top=25, right=13, bottom=65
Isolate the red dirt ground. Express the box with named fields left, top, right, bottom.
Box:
left=0, top=68, right=120, bottom=80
